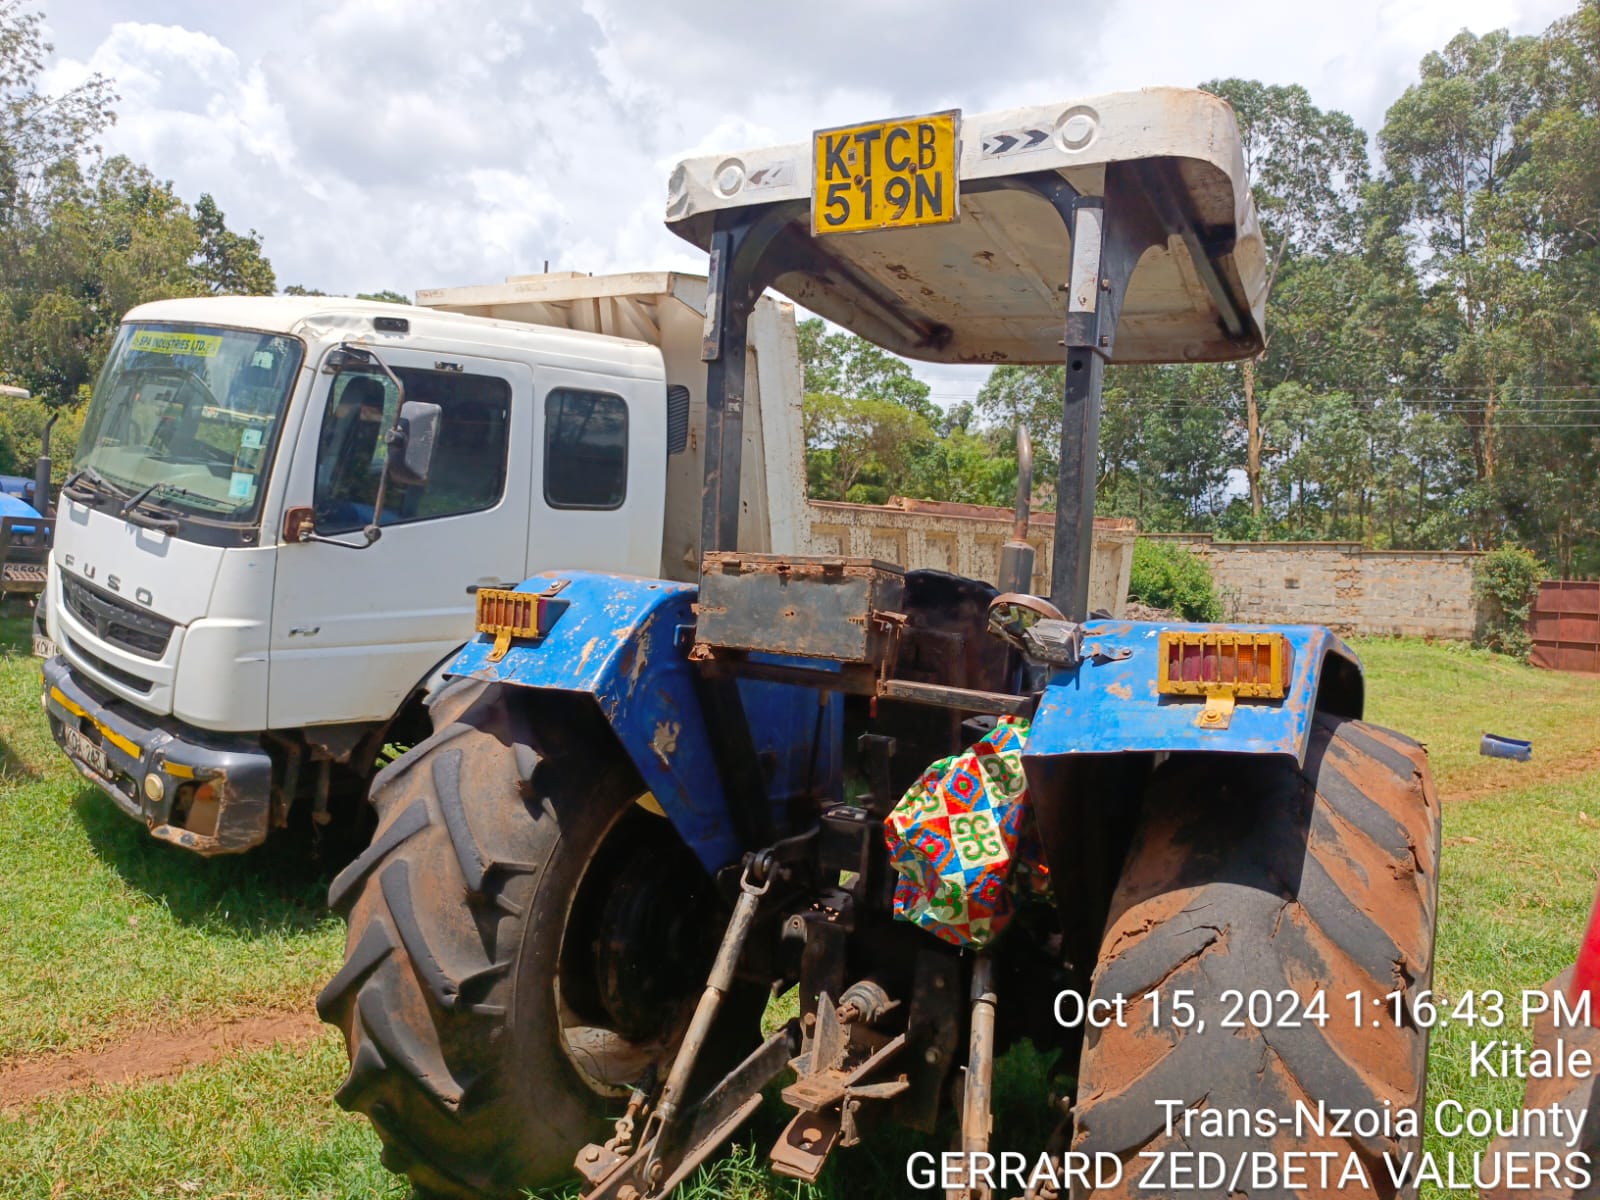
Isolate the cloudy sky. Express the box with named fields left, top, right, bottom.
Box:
left=43, top=0, right=1577, bottom=405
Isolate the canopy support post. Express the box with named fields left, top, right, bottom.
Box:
left=697, top=208, right=791, bottom=849
left=700, top=209, right=787, bottom=559
left=1018, top=163, right=1165, bottom=619
left=1053, top=195, right=1109, bottom=621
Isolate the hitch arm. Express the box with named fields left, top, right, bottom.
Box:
left=577, top=855, right=783, bottom=1199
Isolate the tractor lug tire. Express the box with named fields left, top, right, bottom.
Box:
left=317, top=680, right=704, bottom=1199
left=1071, top=713, right=1441, bottom=1200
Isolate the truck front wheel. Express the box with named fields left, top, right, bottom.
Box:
left=317, top=681, right=732, bottom=1199
left=1070, top=714, right=1441, bottom=1199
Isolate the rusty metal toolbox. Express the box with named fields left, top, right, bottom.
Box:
left=694, top=553, right=906, bottom=666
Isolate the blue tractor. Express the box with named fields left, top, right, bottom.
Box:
left=320, top=90, right=1441, bottom=1200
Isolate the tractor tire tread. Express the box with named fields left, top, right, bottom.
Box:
left=315, top=914, right=396, bottom=1027
left=327, top=799, right=429, bottom=915
left=1071, top=713, right=1440, bottom=1200
left=321, top=682, right=655, bottom=1199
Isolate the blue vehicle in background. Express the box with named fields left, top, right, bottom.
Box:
left=320, top=90, right=1442, bottom=1200
left=0, top=474, right=36, bottom=505
left=0, top=486, right=49, bottom=607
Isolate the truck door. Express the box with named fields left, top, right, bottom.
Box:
left=268, top=348, right=533, bottom=728
left=525, top=364, right=666, bottom=578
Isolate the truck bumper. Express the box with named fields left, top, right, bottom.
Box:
left=41, top=656, right=274, bottom=855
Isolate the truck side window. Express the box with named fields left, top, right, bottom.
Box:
left=315, top=368, right=511, bottom=533
left=544, top=389, right=628, bottom=510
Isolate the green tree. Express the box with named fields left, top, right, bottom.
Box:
left=0, top=390, right=83, bottom=480
left=192, top=193, right=274, bottom=295
left=0, top=5, right=280, bottom=417
left=1380, top=28, right=1543, bottom=514
left=1202, top=78, right=1369, bottom=261
left=0, top=0, right=115, bottom=228
left=974, top=364, right=1063, bottom=484
left=904, top=426, right=1018, bottom=508
left=1201, top=78, right=1369, bottom=522
left=802, top=391, right=932, bottom=503
left=795, top=316, right=935, bottom=421
left=797, top=315, right=939, bottom=499
left=0, top=157, right=199, bottom=405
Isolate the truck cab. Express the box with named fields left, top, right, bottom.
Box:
left=41, top=280, right=803, bottom=853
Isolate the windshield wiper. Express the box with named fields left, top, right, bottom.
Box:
left=122, top=480, right=242, bottom=520
left=120, top=480, right=187, bottom=517
left=62, top=466, right=125, bottom=504
left=117, top=482, right=194, bottom=534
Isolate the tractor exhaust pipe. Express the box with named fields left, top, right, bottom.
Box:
left=997, top=427, right=1034, bottom=594
left=35, top=410, right=57, bottom=515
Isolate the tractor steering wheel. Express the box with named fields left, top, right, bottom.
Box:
left=986, top=592, right=1067, bottom=651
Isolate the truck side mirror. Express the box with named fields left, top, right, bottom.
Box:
left=386, top=401, right=441, bottom=486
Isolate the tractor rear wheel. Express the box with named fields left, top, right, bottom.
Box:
left=317, top=680, right=735, bottom=1199
left=1070, top=713, right=1440, bottom=1199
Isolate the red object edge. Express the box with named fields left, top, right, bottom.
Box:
left=1572, top=882, right=1600, bottom=1022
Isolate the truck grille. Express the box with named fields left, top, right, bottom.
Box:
left=61, top=574, right=175, bottom=660
left=63, top=633, right=154, bottom=694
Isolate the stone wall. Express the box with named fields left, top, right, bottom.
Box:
left=796, top=506, right=1479, bottom=639
left=1143, top=533, right=1482, bottom=638
left=804, top=499, right=1136, bottom=617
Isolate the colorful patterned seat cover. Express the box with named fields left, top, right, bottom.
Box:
left=883, top=716, right=1047, bottom=948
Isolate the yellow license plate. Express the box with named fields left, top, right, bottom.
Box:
left=812, top=110, right=960, bottom=236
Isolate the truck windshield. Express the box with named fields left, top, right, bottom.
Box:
left=75, top=323, right=304, bottom=524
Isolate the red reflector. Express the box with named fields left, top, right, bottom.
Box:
left=1157, top=631, right=1290, bottom=699
left=1170, top=640, right=1272, bottom=684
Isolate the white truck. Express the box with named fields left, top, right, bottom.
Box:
left=39, top=273, right=807, bottom=853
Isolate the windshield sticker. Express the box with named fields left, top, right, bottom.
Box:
left=228, top=471, right=255, bottom=501
left=129, top=330, right=223, bottom=357
left=240, top=428, right=264, bottom=450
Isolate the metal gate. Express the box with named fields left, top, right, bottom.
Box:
left=1530, top=580, right=1600, bottom=673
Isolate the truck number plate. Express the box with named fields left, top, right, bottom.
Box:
left=63, top=725, right=111, bottom=778
left=812, top=110, right=960, bottom=236
left=32, top=633, right=55, bottom=660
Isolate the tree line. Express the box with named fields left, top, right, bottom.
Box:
left=0, top=1, right=398, bottom=482
left=804, top=3, right=1600, bottom=577
left=3, top=0, right=1596, bottom=576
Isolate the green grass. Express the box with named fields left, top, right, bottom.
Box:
left=0, top=610, right=344, bottom=1058
left=0, top=614, right=1593, bottom=1199
left=1417, top=769, right=1600, bottom=1198
left=1355, top=636, right=1600, bottom=795
left=1347, top=638, right=1600, bottom=1198
left=0, top=1033, right=405, bottom=1199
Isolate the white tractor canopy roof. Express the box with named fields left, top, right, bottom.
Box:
left=666, top=88, right=1267, bottom=365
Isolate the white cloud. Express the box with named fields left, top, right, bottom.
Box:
left=39, top=0, right=1581, bottom=413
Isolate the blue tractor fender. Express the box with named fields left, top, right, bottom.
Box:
left=445, top=570, right=840, bottom=874
left=1021, top=619, right=1365, bottom=769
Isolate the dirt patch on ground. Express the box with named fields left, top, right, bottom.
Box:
left=1449, top=744, right=1600, bottom=803
left=0, top=1010, right=323, bottom=1111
